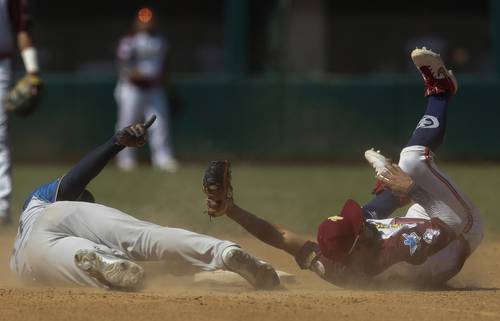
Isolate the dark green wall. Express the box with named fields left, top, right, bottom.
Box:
left=9, top=74, right=500, bottom=162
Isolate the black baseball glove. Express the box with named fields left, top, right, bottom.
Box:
left=4, top=74, right=43, bottom=116
left=115, top=115, right=156, bottom=147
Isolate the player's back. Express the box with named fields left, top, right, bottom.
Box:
left=366, top=216, right=469, bottom=286
left=319, top=216, right=464, bottom=286
left=10, top=179, right=61, bottom=273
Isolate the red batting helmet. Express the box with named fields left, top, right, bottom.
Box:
left=317, top=199, right=364, bottom=263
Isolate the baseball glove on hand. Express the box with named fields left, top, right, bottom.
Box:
left=202, top=160, right=233, bottom=217
left=4, top=74, right=43, bottom=116
left=115, top=115, right=156, bottom=147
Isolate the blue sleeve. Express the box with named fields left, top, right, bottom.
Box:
left=23, top=178, right=61, bottom=210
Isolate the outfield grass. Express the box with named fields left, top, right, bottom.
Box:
left=9, top=163, right=500, bottom=236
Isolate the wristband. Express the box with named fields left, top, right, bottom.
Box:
left=21, top=47, right=39, bottom=73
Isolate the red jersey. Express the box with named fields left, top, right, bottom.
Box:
left=314, top=217, right=459, bottom=286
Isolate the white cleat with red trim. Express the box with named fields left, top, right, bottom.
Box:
left=411, top=47, right=457, bottom=97
left=364, top=148, right=390, bottom=176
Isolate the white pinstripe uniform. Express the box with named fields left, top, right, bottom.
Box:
left=114, top=31, right=177, bottom=171
left=0, top=0, right=30, bottom=221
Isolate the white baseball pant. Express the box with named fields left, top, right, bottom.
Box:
left=0, top=58, right=11, bottom=220
left=16, top=201, right=236, bottom=287
left=115, top=81, right=174, bottom=168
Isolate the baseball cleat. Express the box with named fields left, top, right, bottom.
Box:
left=116, top=159, right=138, bottom=172
left=75, top=249, right=145, bottom=290
left=154, top=158, right=180, bottom=173
left=411, top=47, right=457, bottom=96
left=222, top=247, right=280, bottom=290
left=364, top=148, right=390, bottom=175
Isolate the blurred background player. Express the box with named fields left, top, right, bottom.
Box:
left=114, top=7, right=178, bottom=172
left=0, top=0, right=40, bottom=224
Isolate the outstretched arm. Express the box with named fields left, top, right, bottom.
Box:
left=202, top=160, right=320, bottom=270
left=226, top=204, right=308, bottom=257
left=56, top=139, right=123, bottom=201
left=226, top=204, right=320, bottom=270
left=57, top=116, right=156, bottom=201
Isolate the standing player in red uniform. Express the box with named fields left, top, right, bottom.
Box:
left=203, top=47, right=483, bottom=287
left=0, top=0, right=41, bottom=224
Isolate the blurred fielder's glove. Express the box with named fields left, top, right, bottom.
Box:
left=202, top=160, right=233, bottom=217
left=4, top=74, right=43, bottom=116
left=115, top=115, right=156, bottom=147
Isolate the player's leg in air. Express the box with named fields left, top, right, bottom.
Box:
left=361, top=47, right=483, bottom=282
left=10, top=116, right=279, bottom=290
left=362, top=48, right=458, bottom=221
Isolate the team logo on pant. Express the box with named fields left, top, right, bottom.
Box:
left=402, top=232, right=421, bottom=256
left=416, top=115, right=439, bottom=129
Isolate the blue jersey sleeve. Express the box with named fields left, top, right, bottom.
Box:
left=22, top=178, right=62, bottom=210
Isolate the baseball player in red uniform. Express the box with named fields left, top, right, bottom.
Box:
left=204, top=47, right=483, bottom=287
left=0, top=0, right=40, bottom=224
left=114, top=7, right=178, bottom=172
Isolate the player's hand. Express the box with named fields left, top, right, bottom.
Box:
left=377, top=164, right=415, bottom=197
left=115, top=115, right=156, bottom=147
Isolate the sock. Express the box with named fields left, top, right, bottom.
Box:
left=406, top=93, right=450, bottom=151
left=362, top=189, right=403, bottom=219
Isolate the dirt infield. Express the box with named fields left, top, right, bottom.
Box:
left=0, top=230, right=499, bottom=321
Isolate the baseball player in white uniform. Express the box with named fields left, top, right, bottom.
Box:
left=0, top=0, right=40, bottom=224
left=10, top=115, right=280, bottom=290
left=115, top=7, right=178, bottom=173
left=204, top=47, right=483, bottom=287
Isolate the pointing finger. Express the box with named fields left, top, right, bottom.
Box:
left=134, top=124, right=145, bottom=136
left=129, top=126, right=140, bottom=137
left=144, top=115, right=157, bottom=129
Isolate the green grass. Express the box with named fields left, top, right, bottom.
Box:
left=9, top=163, right=500, bottom=236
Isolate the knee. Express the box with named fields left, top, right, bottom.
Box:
left=399, top=153, right=427, bottom=178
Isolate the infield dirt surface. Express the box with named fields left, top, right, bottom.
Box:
left=0, top=231, right=499, bottom=321
left=1, top=163, right=499, bottom=321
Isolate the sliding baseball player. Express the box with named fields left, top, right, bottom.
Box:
left=10, top=115, right=279, bottom=290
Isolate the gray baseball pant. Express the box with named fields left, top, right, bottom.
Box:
left=18, top=201, right=236, bottom=287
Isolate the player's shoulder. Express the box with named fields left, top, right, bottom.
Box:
left=22, top=178, right=62, bottom=210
